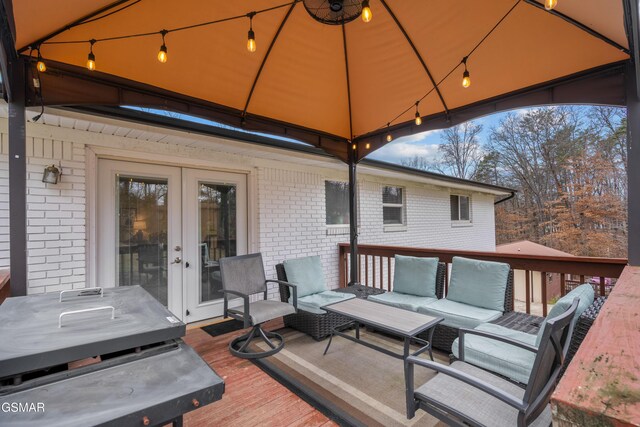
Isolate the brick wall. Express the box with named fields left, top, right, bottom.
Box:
left=257, top=167, right=496, bottom=300
left=0, top=134, right=86, bottom=294
left=0, top=121, right=497, bottom=301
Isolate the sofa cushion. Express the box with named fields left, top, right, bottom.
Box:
left=418, top=299, right=502, bottom=330
left=296, top=290, right=356, bottom=315
left=452, top=323, right=538, bottom=384
left=368, top=292, right=438, bottom=312
left=447, top=257, right=510, bottom=312
left=283, top=255, right=327, bottom=298
left=535, top=283, right=595, bottom=346
left=393, top=255, right=439, bottom=297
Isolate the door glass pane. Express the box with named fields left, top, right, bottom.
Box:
left=117, top=176, right=169, bottom=306
left=199, top=183, right=236, bottom=303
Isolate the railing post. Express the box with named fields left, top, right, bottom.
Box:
left=339, top=246, right=346, bottom=287
left=599, top=276, right=606, bottom=297
left=525, top=270, right=531, bottom=314
left=348, top=150, right=359, bottom=286
left=541, top=272, right=548, bottom=317
left=560, top=273, right=566, bottom=296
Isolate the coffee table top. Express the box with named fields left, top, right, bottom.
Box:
left=323, top=298, right=443, bottom=337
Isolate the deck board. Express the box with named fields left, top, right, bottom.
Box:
left=182, top=320, right=337, bottom=427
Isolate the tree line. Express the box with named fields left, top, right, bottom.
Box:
left=401, top=106, right=627, bottom=258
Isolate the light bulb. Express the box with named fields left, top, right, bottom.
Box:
left=352, top=143, right=357, bottom=150
left=247, top=29, right=256, bottom=53
left=87, top=52, right=96, bottom=71
left=386, top=133, right=393, bottom=142
left=36, top=59, right=46, bottom=73
left=462, top=70, right=471, bottom=88
left=544, top=0, right=557, bottom=10
left=365, top=143, right=371, bottom=149
left=361, top=0, right=372, bottom=23
left=415, top=112, right=422, bottom=126
left=158, top=45, right=168, bottom=63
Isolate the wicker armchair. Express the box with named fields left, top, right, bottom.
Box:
left=424, top=269, right=514, bottom=352
left=276, top=263, right=350, bottom=341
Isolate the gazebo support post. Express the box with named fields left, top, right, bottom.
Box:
left=7, top=59, right=28, bottom=296
left=627, top=61, right=640, bottom=266
left=348, top=148, right=360, bottom=286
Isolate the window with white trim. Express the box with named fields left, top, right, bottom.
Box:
left=382, top=186, right=405, bottom=225
left=450, top=194, right=471, bottom=221
left=325, top=181, right=350, bottom=225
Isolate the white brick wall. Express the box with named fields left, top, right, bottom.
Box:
left=0, top=118, right=497, bottom=303
left=0, top=134, right=86, bottom=294
left=257, top=167, right=496, bottom=299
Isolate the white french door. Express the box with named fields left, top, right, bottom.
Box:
left=97, top=160, right=247, bottom=322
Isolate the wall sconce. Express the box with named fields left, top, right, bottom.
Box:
left=42, top=164, right=61, bottom=184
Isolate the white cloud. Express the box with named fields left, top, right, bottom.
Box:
left=368, top=139, right=441, bottom=163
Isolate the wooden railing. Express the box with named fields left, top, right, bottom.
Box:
left=0, top=270, right=10, bottom=305
left=338, top=243, right=627, bottom=316
left=552, top=265, right=640, bottom=426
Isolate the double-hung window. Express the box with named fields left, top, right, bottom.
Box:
left=450, top=194, right=471, bottom=222
left=382, top=186, right=405, bottom=226
left=325, top=181, right=350, bottom=226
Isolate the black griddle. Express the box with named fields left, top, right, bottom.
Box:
left=0, top=286, right=224, bottom=426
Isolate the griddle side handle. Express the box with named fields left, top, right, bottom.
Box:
left=59, top=287, right=104, bottom=302
left=59, top=306, right=115, bottom=328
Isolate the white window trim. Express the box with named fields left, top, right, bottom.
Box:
left=450, top=193, right=472, bottom=224
left=382, top=186, right=406, bottom=231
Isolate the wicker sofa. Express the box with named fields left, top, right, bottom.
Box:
left=418, top=257, right=515, bottom=352
left=276, top=257, right=446, bottom=341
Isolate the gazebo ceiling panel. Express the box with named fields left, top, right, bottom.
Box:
left=243, top=5, right=353, bottom=139
left=12, top=0, right=631, bottom=145
left=431, top=2, right=629, bottom=112
left=553, top=0, right=629, bottom=49
left=12, top=0, right=116, bottom=50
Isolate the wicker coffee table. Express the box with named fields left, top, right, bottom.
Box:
left=322, top=298, right=443, bottom=361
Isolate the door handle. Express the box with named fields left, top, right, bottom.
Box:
left=185, top=261, right=190, bottom=268
left=171, top=257, right=182, bottom=264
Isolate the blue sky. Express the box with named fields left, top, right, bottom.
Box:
left=366, top=111, right=510, bottom=164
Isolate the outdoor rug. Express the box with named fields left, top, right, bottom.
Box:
left=253, top=328, right=448, bottom=427
left=202, top=319, right=245, bottom=337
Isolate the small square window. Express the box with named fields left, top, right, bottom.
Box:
left=383, top=186, right=405, bottom=225
left=325, top=181, right=350, bottom=225
left=450, top=195, right=471, bottom=221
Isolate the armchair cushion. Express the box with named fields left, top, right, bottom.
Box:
left=447, top=256, right=510, bottom=312
left=452, top=323, right=537, bottom=384
left=535, top=283, right=594, bottom=346
left=418, top=298, right=502, bottom=329
left=393, top=255, right=439, bottom=297
left=368, top=292, right=438, bottom=312
left=283, top=255, right=327, bottom=298
left=297, top=290, right=356, bottom=315
left=414, top=360, right=551, bottom=427
left=231, top=300, right=296, bottom=325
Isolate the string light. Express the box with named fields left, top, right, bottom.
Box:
left=352, top=143, right=357, bottom=150
left=365, top=143, right=371, bottom=149
left=544, top=0, right=557, bottom=10
left=461, top=57, right=470, bottom=88
left=414, top=102, right=422, bottom=126
left=158, top=30, right=168, bottom=63
left=86, top=39, right=96, bottom=71
left=361, top=0, right=372, bottom=23
left=386, top=123, right=393, bottom=142
left=36, top=48, right=46, bottom=73
left=247, top=13, right=257, bottom=53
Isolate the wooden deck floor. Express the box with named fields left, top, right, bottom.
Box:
left=182, top=321, right=337, bottom=427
